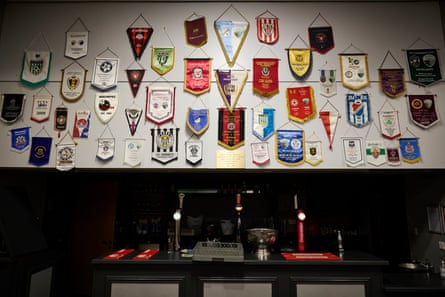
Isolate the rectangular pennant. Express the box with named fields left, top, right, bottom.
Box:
left=252, top=58, right=279, bottom=97
left=339, top=53, right=369, bottom=90
left=10, top=126, right=30, bottom=153
left=145, top=86, right=175, bottom=125
left=406, top=48, right=442, bottom=86
left=184, top=58, right=212, bottom=95
left=151, top=127, right=179, bottom=164
left=218, top=107, right=245, bottom=150
left=275, top=129, right=305, bottom=166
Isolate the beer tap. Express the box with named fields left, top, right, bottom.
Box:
left=173, top=193, right=185, bottom=251
left=235, top=193, right=243, bottom=243
left=294, top=194, right=306, bottom=252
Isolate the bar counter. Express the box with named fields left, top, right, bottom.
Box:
left=92, top=249, right=389, bottom=297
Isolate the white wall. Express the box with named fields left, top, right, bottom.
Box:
left=0, top=1, right=444, bottom=170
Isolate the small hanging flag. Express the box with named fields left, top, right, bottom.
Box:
left=252, top=105, right=275, bottom=141
left=346, top=93, right=371, bottom=128
left=252, top=58, right=279, bottom=97
left=10, top=126, right=30, bottom=153
left=126, top=68, right=145, bottom=98
left=319, top=68, right=337, bottom=97
left=365, top=139, right=387, bottom=167
left=251, top=141, right=270, bottom=165
left=56, top=142, right=76, bottom=171
left=186, top=107, right=209, bottom=135
left=386, top=146, right=401, bottom=166
left=287, top=48, right=312, bottom=80
left=379, top=68, right=406, bottom=98
left=72, top=110, right=91, bottom=138
left=151, top=127, right=180, bottom=164
left=305, top=139, right=323, bottom=166
left=308, top=26, right=334, bottom=54
left=406, top=94, right=440, bottom=129
left=378, top=110, right=401, bottom=140
left=95, top=92, right=118, bottom=124
left=96, top=138, right=115, bottom=161
left=0, top=94, right=26, bottom=124
left=28, top=136, right=52, bottom=167
left=21, top=50, right=52, bottom=88
left=145, top=86, right=175, bottom=125
left=151, top=47, right=175, bottom=75
left=342, top=137, right=364, bottom=167
left=286, top=86, right=316, bottom=123
left=185, top=139, right=203, bottom=165
left=319, top=110, right=340, bottom=150
left=125, top=105, right=143, bottom=136
left=339, top=53, right=369, bottom=90
left=60, top=61, right=87, bottom=102
left=54, top=105, right=68, bottom=136
left=218, top=107, right=245, bottom=150
left=64, top=18, right=89, bottom=59
left=184, top=14, right=208, bottom=47
left=275, top=129, right=305, bottom=166
left=184, top=58, right=212, bottom=95
left=214, top=18, right=249, bottom=67
left=256, top=11, right=279, bottom=45
left=91, top=48, right=119, bottom=91
left=215, top=69, right=248, bottom=112
left=124, top=138, right=145, bottom=167
left=31, top=93, right=52, bottom=123
left=406, top=48, right=442, bottom=86
left=399, top=137, right=421, bottom=164
left=127, top=27, right=153, bottom=60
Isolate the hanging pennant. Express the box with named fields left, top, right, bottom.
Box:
left=97, top=138, right=115, bottom=161
left=56, top=132, right=77, bottom=171
left=31, top=92, right=52, bottom=123
left=255, top=10, right=279, bottom=45
left=286, top=86, right=316, bottom=123
left=186, top=107, right=209, bottom=135
left=125, top=105, right=143, bottom=136
left=10, top=126, right=30, bottom=153
left=64, top=18, right=89, bottom=59
left=29, top=136, right=52, bottom=167
left=151, top=127, right=180, bottom=164
left=252, top=105, right=275, bottom=141
left=151, top=47, right=175, bottom=75
left=406, top=48, right=442, bottom=87
left=406, top=94, right=440, bottom=129
left=308, top=13, right=334, bottom=54
left=185, top=139, right=203, bottom=165
left=346, top=92, right=371, bottom=128
left=91, top=48, right=119, bottom=91
left=214, top=5, right=249, bottom=67
left=339, top=49, right=369, bottom=90
left=95, top=92, right=118, bottom=124
left=365, top=139, right=387, bottom=167
left=378, top=50, right=406, bottom=98
left=251, top=141, right=270, bottom=165
left=319, top=100, right=340, bottom=151
left=215, top=69, right=248, bottom=112
left=218, top=107, right=245, bottom=150
left=124, top=138, right=145, bottom=167
left=378, top=110, right=401, bottom=140
left=399, top=136, right=421, bottom=164
left=184, top=58, right=212, bottom=95
left=127, top=14, right=153, bottom=60
left=72, top=109, right=91, bottom=138
left=286, top=48, right=312, bottom=80
left=126, top=61, right=145, bottom=98
left=252, top=58, right=279, bottom=97
left=386, top=145, right=401, bottom=166
left=305, top=138, right=323, bottom=166
left=184, top=14, right=208, bottom=47
left=342, top=137, right=364, bottom=167
left=21, top=33, right=52, bottom=88
left=60, top=61, right=87, bottom=102
left=145, top=86, right=175, bottom=125
left=0, top=94, right=26, bottom=124
left=319, top=68, right=337, bottom=97
left=275, top=129, right=305, bottom=166
left=54, top=105, right=68, bottom=137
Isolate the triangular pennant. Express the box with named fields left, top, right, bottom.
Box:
left=127, top=27, right=153, bottom=60
left=125, top=105, right=143, bottom=136
left=215, top=69, right=248, bottom=112
left=319, top=110, right=340, bottom=150
left=126, top=69, right=145, bottom=97
left=214, top=19, right=249, bottom=67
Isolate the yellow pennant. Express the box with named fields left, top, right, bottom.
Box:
left=287, top=48, right=312, bottom=79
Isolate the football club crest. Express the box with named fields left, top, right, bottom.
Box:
left=56, top=143, right=76, bottom=171
left=308, top=26, right=334, bottom=54
left=127, top=27, right=153, bottom=60
left=0, top=94, right=26, bottom=124
left=287, top=48, right=312, bottom=80
left=65, top=31, right=88, bottom=60
left=253, top=58, right=279, bottom=97
left=151, top=47, right=174, bottom=75
left=95, top=93, right=118, bottom=124
left=346, top=93, right=371, bottom=128
left=184, top=14, right=208, bottom=47
left=286, top=86, right=316, bottom=123
left=342, top=137, right=364, bottom=167
left=251, top=142, right=270, bottom=165
left=186, top=108, right=209, bottom=135
left=399, top=137, right=421, bottom=164
left=305, top=139, right=323, bottom=166
left=214, top=19, right=249, bottom=67
left=184, top=58, right=212, bottom=95
left=406, top=48, right=442, bottom=86
left=125, top=105, right=143, bottom=136
left=365, top=139, right=387, bottom=167
left=151, top=127, right=180, bottom=164
left=185, top=139, right=203, bottom=165
left=28, top=136, right=52, bottom=167
left=256, top=12, right=279, bottom=44
left=124, top=138, right=145, bottom=167
left=21, top=50, right=52, bottom=88
left=126, top=68, right=145, bottom=97
left=379, top=68, right=406, bottom=98
left=252, top=106, right=275, bottom=141
left=145, top=86, right=175, bottom=125
left=339, top=53, right=369, bottom=90
left=275, top=129, right=305, bottom=166
left=31, top=93, right=52, bottom=123
left=91, top=56, right=119, bottom=91
left=60, top=61, right=87, bottom=102
left=218, top=107, right=245, bottom=150
left=407, top=94, right=440, bottom=129
left=96, top=138, right=115, bottom=161
left=378, top=110, right=401, bottom=140
left=10, top=126, right=30, bottom=153
left=72, top=110, right=91, bottom=138
left=319, top=69, right=337, bottom=97
left=215, top=69, right=248, bottom=112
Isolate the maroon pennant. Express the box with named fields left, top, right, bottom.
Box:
left=126, top=69, right=145, bottom=97
left=127, top=27, right=153, bottom=60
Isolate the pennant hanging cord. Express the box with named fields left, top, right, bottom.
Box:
left=129, top=13, right=152, bottom=27
left=379, top=50, right=403, bottom=69
left=256, top=10, right=278, bottom=19
left=308, top=12, right=332, bottom=27
left=341, top=43, right=365, bottom=54
left=405, top=37, right=438, bottom=50
left=287, top=34, right=309, bottom=49
left=66, top=17, right=90, bottom=33
left=26, top=32, right=52, bottom=51
left=163, top=27, right=175, bottom=48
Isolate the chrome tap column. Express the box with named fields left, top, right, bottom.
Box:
left=173, top=193, right=185, bottom=251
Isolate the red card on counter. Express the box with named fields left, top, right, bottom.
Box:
left=281, top=252, right=340, bottom=260
left=132, top=249, right=159, bottom=260
left=103, top=249, right=135, bottom=260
